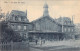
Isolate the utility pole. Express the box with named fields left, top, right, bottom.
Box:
left=62, top=17, right=63, bottom=33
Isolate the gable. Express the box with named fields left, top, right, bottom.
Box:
left=32, top=16, right=56, bottom=24
left=32, top=16, right=61, bottom=32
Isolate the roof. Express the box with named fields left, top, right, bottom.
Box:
left=31, top=15, right=61, bottom=26
left=57, top=17, right=71, bottom=22
left=56, top=17, right=75, bottom=26
left=10, top=10, right=26, bottom=17
left=31, top=16, right=75, bottom=27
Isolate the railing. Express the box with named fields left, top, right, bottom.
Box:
left=0, top=41, right=30, bottom=51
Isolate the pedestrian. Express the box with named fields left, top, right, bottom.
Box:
left=35, top=39, right=38, bottom=45
left=43, top=39, right=45, bottom=44
left=41, top=39, right=42, bottom=46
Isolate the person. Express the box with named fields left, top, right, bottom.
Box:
left=41, top=39, right=42, bottom=46
left=35, top=39, right=38, bottom=45
left=43, top=39, right=45, bottom=44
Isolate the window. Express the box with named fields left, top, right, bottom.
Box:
left=72, top=29, right=74, bottom=32
left=11, top=25, right=14, bottom=29
left=66, top=21, right=67, bottom=25
left=36, top=23, right=40, bottom=30
left=15, top=16, right=17, bottom=20
left=13, top=17, right=15, bottom=21
left=15, top=16, right=18, bottom=21
left=21, top=17, right=24, bottom=21
left=24, top=18, right=26, bottom=21
left=19, top=17, right=21, bottom=21
left=70, top=21, right=71, bottom=24
left=65, top=21, right=67, bottom=25
left=18, top=25, right=21, bottom=30
left=21, top=26, right=24, bottom=30
left=64, top=28, right=66, bottom=32
left=24, top=26, right=26, bottom=30
left=68, top=28, right=70, bottom=32
left=15, top=25, right=17, bottom=30
left=11, top=14, right=15, bottom=20
left=24, top=34, right=26, bottom=38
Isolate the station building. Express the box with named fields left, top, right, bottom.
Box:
left=28, top=3, right=75, bottom=41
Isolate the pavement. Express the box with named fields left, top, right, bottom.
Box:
left=30, top=39, right=80, bottom=47
left=29, top=39, right=80, bottom=51
left=29, top=46, right=80, bottom=51
left=0, top=40, right=80, bottom=51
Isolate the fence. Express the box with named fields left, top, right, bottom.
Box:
left=0, top=41, right=30, bottom=51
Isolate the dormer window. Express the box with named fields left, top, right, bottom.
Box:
left=65, top=21, right=67, bottom=25
left=21, top=17, right=24, bottom=21
left=19, top=17, right=21, bottom=21
left=15, top=16, right=18, bottom=21
left=70, top=21, right=72, bottom=24
left=24, top=18, right=26, bottom=21
left=12, top=14, right=14, bottom=17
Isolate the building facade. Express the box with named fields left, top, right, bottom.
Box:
left=6, top=10, right=30, bottom=39
left=28, top=3, right=75, bottom=41
left=56, top=17, right=75, bottom=39
left=75, top=23, right=80, bottom=39
left=4, top=3, right=75, bottom=41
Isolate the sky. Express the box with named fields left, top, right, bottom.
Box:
left=0, top=0, right=80, bottom=23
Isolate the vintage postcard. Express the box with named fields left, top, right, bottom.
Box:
left=0, top=0, right=80, bottom=51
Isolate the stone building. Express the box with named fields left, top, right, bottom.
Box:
left=75, top=23, right=80, bottom=39
left=56, top=17, right=75, bottom=39
left=6, top=10, right=30, bottom=39
left=28, top=3, right=75, bottom=41
left=4, top=3, right=75, bottom=41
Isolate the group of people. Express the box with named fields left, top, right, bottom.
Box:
left=35, top=38, right=45, bottom=45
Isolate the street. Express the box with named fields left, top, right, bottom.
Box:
left=29, top=39, right=80, bottom=51
left=0, top=40, right=80, bottom=51
left=29, top=46, right=80, bottom=51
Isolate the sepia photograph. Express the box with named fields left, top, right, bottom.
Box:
left=0, top=0, right=80, bottom=51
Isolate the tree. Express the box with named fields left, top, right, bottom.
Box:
left=0, top=21, right=23, bottom=42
